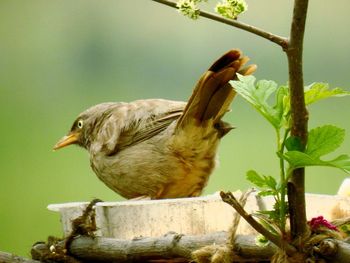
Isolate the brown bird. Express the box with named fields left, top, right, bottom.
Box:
left=54, top=49, right=256, bottom=199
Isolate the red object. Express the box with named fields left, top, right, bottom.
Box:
left=308, top=216, right=338, bottom=231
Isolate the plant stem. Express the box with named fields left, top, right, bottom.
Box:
left=277, top=128, right=290, bottom=236
left=286, top=0, right=309, bottom=241
left=151, top=0, right=288, bottom=49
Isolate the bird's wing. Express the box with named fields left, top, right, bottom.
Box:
left=95, top=100, right=185, bottom=156
left=114, top=109, right=183, bottom=153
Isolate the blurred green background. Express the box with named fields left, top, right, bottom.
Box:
left=1, top=0, right=349, bottom=257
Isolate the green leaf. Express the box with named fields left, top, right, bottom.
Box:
left=327, top=154, right=350, bottom=172
left=255, top=234, right=270, bottom=247
left=231, top=75, right=285, bottom=129
left=304, top=83, right=350, bottom=105
left=283, top=151, right=318, bottom=167
left=306, top=125, right=345, bottom=158
left=232, top=79, right=349, bottom=132
left=246, top=170, right=277, bottom=191
left=258, top=190, right=276, bottom=197
left=283, top=125, right=347, bottom=171
left=264, top=175, right=277, bottom=190
left=246, top=170, right=266, bottom=188
left=285, top=136, right=303, bottom=151
left=274, top=85, right=290, bottom=127
left=340, top=224, right=350, bottom=235
left=283, top=151, right=350, bottom=173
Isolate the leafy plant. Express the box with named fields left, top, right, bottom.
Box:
left=153, top=0, right=350, bottom=259
left=232, top=74, right=350, bottom=235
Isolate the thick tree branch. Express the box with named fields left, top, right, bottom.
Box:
left=0, top=251, right=42, bottom=263
left=151, top=0, right=288, bottom=49
left=286, top=0, right=310, bottom=241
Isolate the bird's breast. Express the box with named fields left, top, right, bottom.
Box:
left=88, top=124, right=221, bottom=199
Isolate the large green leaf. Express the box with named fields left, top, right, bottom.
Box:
left=231, top=77, right=350, bottom=132
left=304, top=83, right=350, bottom=105
left=279, top=83, right=349, bottom=124
left=306, top=125, right=345, bottom=158
left=283, top=151, right=319, bottom=167
left=283, top=125, right=349, bottom=173
left=231, top=75, right=286, bottom=129
left=283, top=151, right=350, bottom=173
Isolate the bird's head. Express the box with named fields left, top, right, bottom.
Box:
left=53, top=102, right=116, bottom=151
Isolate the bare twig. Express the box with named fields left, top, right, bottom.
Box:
left=227, top=189, right=255, bottom=246
left=286, top=0, right=310, bottom=241
left=220, top=191, right=296, bottom=255
left=151, top=0, right=288, bottom=49
left=332, top=216, right=350, bottom=227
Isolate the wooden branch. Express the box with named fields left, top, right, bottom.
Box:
left=29, top=235, right=350, bottom=263
left=286, top=0, right=310, bottom=241
left=67, top=233, right=277, bottom=262
left=0, top=251, right=42, bottom=263
left=151, top=0, right=288, bottom=49
left=311, top=238, right=350, bottom=263
left=220, top=191, right=296, bottom=255
left=328, top=239, right=350, bottom=263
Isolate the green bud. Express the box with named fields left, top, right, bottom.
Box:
left=176, top=0, right=200, bottom=20
left=215, top=0, right=248, bottom=19
left=255, top=234, right=270, bottom=247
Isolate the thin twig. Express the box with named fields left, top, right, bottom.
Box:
left=220, top=191, right=296, bottom=255
left=227, top=189, right=255, bottom=246
left=151, top=0, right=289, bottom=49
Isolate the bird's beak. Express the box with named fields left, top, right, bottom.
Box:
left=53, top=132, right=79, bottom=150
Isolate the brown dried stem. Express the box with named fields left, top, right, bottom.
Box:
left=220, top=191, right=297, bottom=255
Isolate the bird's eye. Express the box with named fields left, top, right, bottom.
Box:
left=77, top=120, right=84, bottom=129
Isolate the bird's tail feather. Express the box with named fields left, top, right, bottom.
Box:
left=176, top=49, right=256, bottom=131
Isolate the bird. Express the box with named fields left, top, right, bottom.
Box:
left=53, top=49, right=256, bottom=199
